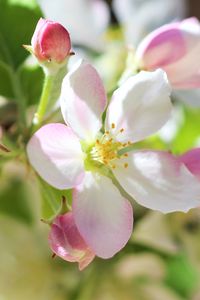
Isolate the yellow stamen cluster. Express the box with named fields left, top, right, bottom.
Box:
left=90, top=123, right=131, bottom=169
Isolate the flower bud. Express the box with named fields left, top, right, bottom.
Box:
left=48, top=212, right=95, bottom=270
left=136, top=18, right=200, bottom=89
left=31, top=18, right=71, bottom=63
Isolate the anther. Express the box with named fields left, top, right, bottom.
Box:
left=111, top=123, right=115, bottom=129
left=120, top=128, right=124, bottom=133
left=124, top=153, right=128, bottom=157
left=124, top=163, right=128, bottom=168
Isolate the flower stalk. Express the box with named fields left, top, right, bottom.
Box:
left=32, top=74, right=54, bottom=131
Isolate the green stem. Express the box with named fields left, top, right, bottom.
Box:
left=32, top=74, right=54, bottom=131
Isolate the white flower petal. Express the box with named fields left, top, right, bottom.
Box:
left=60, top=60, right=107, bottom=141
left=105, top=69, right=172, bottom=143
left=27, top=123, right=85, bottom=189
left=113, top=150, right=200, bottom=213
left=37, top=0, right=110, bottom=50
left=72, top=173, right=133, bottom=258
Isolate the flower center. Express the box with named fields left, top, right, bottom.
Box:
left=85, top=123, right=131, bottom=171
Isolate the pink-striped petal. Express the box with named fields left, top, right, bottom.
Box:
left=113, top=150, right=200, bottom=213
left=27, top=123, right=85, bottom=189
left=49, top=212, right=95, bottom=270
left=60, top=60, right=107, bottom=141
left=179, top=148, right=200, bottom=180
left=136, top=18, right=200, bottom=89
left=105, top=69, right=172, bottom=143
left=72, top=172, right=133, bottom=258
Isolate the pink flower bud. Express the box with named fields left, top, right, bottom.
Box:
left=31, top=18, right=71, bottom=63
left=136, top=18, right=200, bottom=89
left=48, top=212, right=95, bottom=270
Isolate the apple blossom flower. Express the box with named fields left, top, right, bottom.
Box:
left=37, top=0, right=109, bottom=51
left=49, top=212, right=95, bottom=270
left=136, top=18, right=200, bottom=89
left=27, top=60, right=200, bottom=260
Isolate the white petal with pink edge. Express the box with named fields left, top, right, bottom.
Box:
left=136, top=18, right=200, bottom=89
left=49, top=212, right=95, bottom=270
left=105, top=69, right=172, bottom=143
left=113, top=150, right=200, bottom=213
left=72, top=172, right=133, bottom=258
left=27, top=123, right=85, bottom=190
left=136, top=22, right=187, bottom=70
left=179, top=148, right=200, bottom=180
left=60, top=60, right=107, bottom=141
left=163, top=42, right=200, bottom=89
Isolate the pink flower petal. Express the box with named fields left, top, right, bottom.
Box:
left=27, top=123, right=85, bottom=189
left=49, top=212, right=95, bottom=270
left=105, top=69, right=172, bottom=143
left=179, top=148, right=200, bottom=180
left=136, top=22, right=187, bottom=69
left=136, top=18, right=200, bottom=89
left=60, top=60, right=107, bottom=141
left=113, top=150, right=200, bottom=213
left=72, top=172, right=133, bottom=258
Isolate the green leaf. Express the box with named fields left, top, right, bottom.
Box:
left=0, top=177, right=33, bottom=224
left=0, top=61, right=14, bottom=98
left=0, top=0, right=42, bottom=69
left=18, top=64, right=44, bottom=106
left=171, top=107, right=200, bottom=154
left=165, top=254, right=199, bottom=298
left=38, top=178, right=72, bottom=221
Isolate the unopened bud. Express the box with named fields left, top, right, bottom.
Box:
left=24, top=18, right=72, bottom=74
left=48, top=212, right=95, bottom=270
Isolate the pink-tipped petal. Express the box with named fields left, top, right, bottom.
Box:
left=113, top=150, right=200, bottom=213
left=60, top=60, right=107, bottom=141
left=136, top=18, right=200, bottom=89
left=136, top=22, right=187, bottom=69
left=179, top=148, right=200, bottom=180
left=27, top=123, right=85, bottom=190
left=105, top=69, right=172, bottom=143
left=163, top=42, right=200, bottom=89
left=49, top=212, right=95, bottom=270
left=72, top=173, right=133, bottom=258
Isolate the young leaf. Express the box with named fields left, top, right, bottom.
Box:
left=38, top=178, right=72, bottom=221
left=0, top=0, right=42, bottom=69
left=18, top=64, right=44, bottom=106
